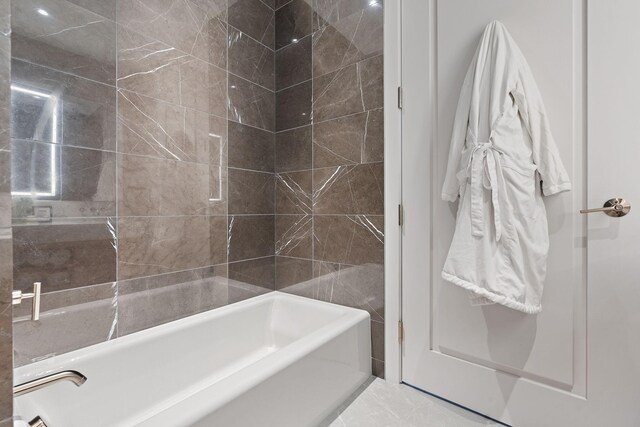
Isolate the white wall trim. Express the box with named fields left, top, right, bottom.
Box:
left=383, top=0, right=402, bottom=384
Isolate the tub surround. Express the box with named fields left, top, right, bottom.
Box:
left=9, top=0, right=385, bottom=384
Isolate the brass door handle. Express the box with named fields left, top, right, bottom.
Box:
left=580, top=197, right=631, bottom=217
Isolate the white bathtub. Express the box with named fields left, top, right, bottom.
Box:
left=13, top=292, right=371, bottom=426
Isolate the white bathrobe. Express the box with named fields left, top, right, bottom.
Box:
left=441, top=21, right=571, bottom=314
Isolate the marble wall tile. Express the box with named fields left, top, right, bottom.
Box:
left=228, top=121, right=275, bottom=172
left=12, top=59, right=117, bottom=151
left=228, top=169, right=275, bottom=214
left=276, top=34, right=311, bottom=90
left=276, top=170, right=311, bottom=214
left=371, top=319, right=384, bottom=361
left=12, top=140, right=116, bottom=218
left=208, top=113, right=229, bottom=216
left=210, top=215, right=228, bottom=265
left=312, top=0, right=382, bottom=76
left=278, top=261, right=384, bottom=322
left=275, top=125, right=312, bottom=172
left=312, top=54, right=382, bottom=122
left=313, top=163, right=383, bottom=215
left=313, top=108, right=383, bottom=167
left=228, top=0, right=275, bottom=49
left=262, top=0, right=277, bottom=10
left=228, top=256, right=275, bottom=289
left=116, top=26, right=186, bottom=104
left=118, top=27, right=227, bottom=117
left=275, top=0, right=292, bottom=9
left=117, top=90, right=216, bottom=163
left=276, top=80, right=311, bottom=131
left=275, top=0, right=312, bottom=50
left=228, top=27, right=275, bottom=90
left=228, top=215, right=275, bottom=261
left=179, top=56, right=227, bottom=117
left=228, top=74, right=275, bottom=131
left=12, top=282, right=116, bottom=366
left=276, top=214, right=312, bottom=258
left=118, top=216, right=211, bottom=280
left=12, top=0, right=117, bottom=84
left=118, top=0, right=227, bottom=68
left=313, top=214, right=383, bottom=265
left=275, top=255, right=313, bottom=288
left=13, top=219, right=117, bottom=293
left=68, top=0, right=117, bottom=20
left=118, top=154, right=210, bottom=216
left=0, top=236, right=12, bottom=422
left=118, top=264, right=228, bottom=336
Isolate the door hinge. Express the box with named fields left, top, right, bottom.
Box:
left=398, top=320, right=405, bottom=343
left=397, top=86, right=403, bottom=109
left=398, top=204, right=404, bottom=226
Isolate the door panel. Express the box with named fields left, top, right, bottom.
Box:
left=401, top=0, right=640, bottom=425
left=432, top=0, right=580, bottom=389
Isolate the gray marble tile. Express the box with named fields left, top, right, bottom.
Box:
left=12, top=0, right=117, bottom=84
left=11, top=140, right=116, bottom=219
left=276, top=214, right=312, bottom=258
left=229, top=26, right=275, bottom=90
left=117, top=90, right=212, bottom=163
left=313, top=163, right=384, bottom=215
left=276, top=34, right=311, bottom=90
left=313, top=215, right=383, bottom=264
left=276, top=80, right=311, bottom=131
left=275, top=255, right=313, bottom=288
left=117, top=26, right=227, bottom=117
left=275, top=0, right=312, bottom=50
left=276, top=170, right=312, bottom=214
left=210, top=215, right=228, bottom=265
left=117, top=265, right=228, bottom=336
left=118, top=0, right=227, bottom=68
left=227, top=215, right=275, bottom=261
left=312, top=0, right=383, bottom=76
left=313, top=109, right=383, bottom=168
left=0, top=235, right=12, bottom=422
left=12, top=59, right=117, bottom=151
left=275, top=125, right=312, bottom=172
left=323, top=378, right=500, bottom=427
left=228, top=121, right=275, bottom=172
left=118, top=153, right=210, bottom=216
left=370, top=319, right=384, bottom=361
left=313, top=54, right=383, bottom=122
left=228, top=168, right=275, bottom=214
left=12, top=219, right=117, bottom=293
left=279, top=261, right=383, bottom=322
left=12, top=282, right=117, bottom=367
left=228, top=74, right=276, bottom=131
left=228, top=256, right=275, bottom=290
left=67, top=0, right=117, bottom=20
left=228, top=0, right=275, bottom=49
left=118, top=216, right=211, bottom=280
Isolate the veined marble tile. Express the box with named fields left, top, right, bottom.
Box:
left=275, top=125, right=312, bottom=172
left=276, top=170, right=312, bottom=214
left=313, top=163, right=383, bottom=215
left=228, top=26, right=275, bottom=90
left=228, top=168, right=275, bottom=215
left=323, top=378, right=500, bottom=427
left=275, top=0, right=312, bottom=50
left=275, top=214, right=312, bottom=258
left=313, top=215, right=383, bottom=264
left=228, top=0, right=275, bottom=49
left=227, top=215, right=275, bottom=261
left=228, top=73, right=276, bottom=131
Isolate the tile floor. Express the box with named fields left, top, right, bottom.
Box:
left=322, top=378, right=502, bottom=427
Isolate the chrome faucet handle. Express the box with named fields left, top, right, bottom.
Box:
left=12, top=282, right=42, bottom=321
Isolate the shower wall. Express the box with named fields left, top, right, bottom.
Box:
left=274, top=0, right=385, bottom=377
left=10, top=0, right=275, bottom=365
left=9, top=0, right=384, bottom=381
left=0, top=0, right=11, bottom=422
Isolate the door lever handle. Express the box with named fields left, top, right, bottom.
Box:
left=580, top=197, right=631, bottom=217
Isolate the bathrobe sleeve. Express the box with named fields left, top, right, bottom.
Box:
left=512, top=60, right=572, bottom=196
left=441, top=61, right=475, bottom=202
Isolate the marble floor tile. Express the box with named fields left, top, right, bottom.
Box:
left=323, top=378, right=501, bottom=427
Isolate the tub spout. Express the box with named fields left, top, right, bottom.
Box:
left=14, top=370, right=87, bottom=397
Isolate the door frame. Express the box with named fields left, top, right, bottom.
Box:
left=383, top=0, right=403, bottom=384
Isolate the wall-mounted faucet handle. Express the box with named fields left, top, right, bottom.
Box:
left=12, top=282, right=42, bottom=321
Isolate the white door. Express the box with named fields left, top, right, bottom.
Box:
left=401, top=1, right=640, bottom=426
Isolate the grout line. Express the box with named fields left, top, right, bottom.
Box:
left=228, top=166, right=276, bottom=174
left=229, top=70, right=275, bottom=93
left=228, top=22, right=276, bottom=53
left=228, top=254, right=276, bottom=265
left=13, top=57, right=116, bottom=89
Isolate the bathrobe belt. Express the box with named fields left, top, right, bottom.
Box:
left=460, top=141, right=504, bottom=241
